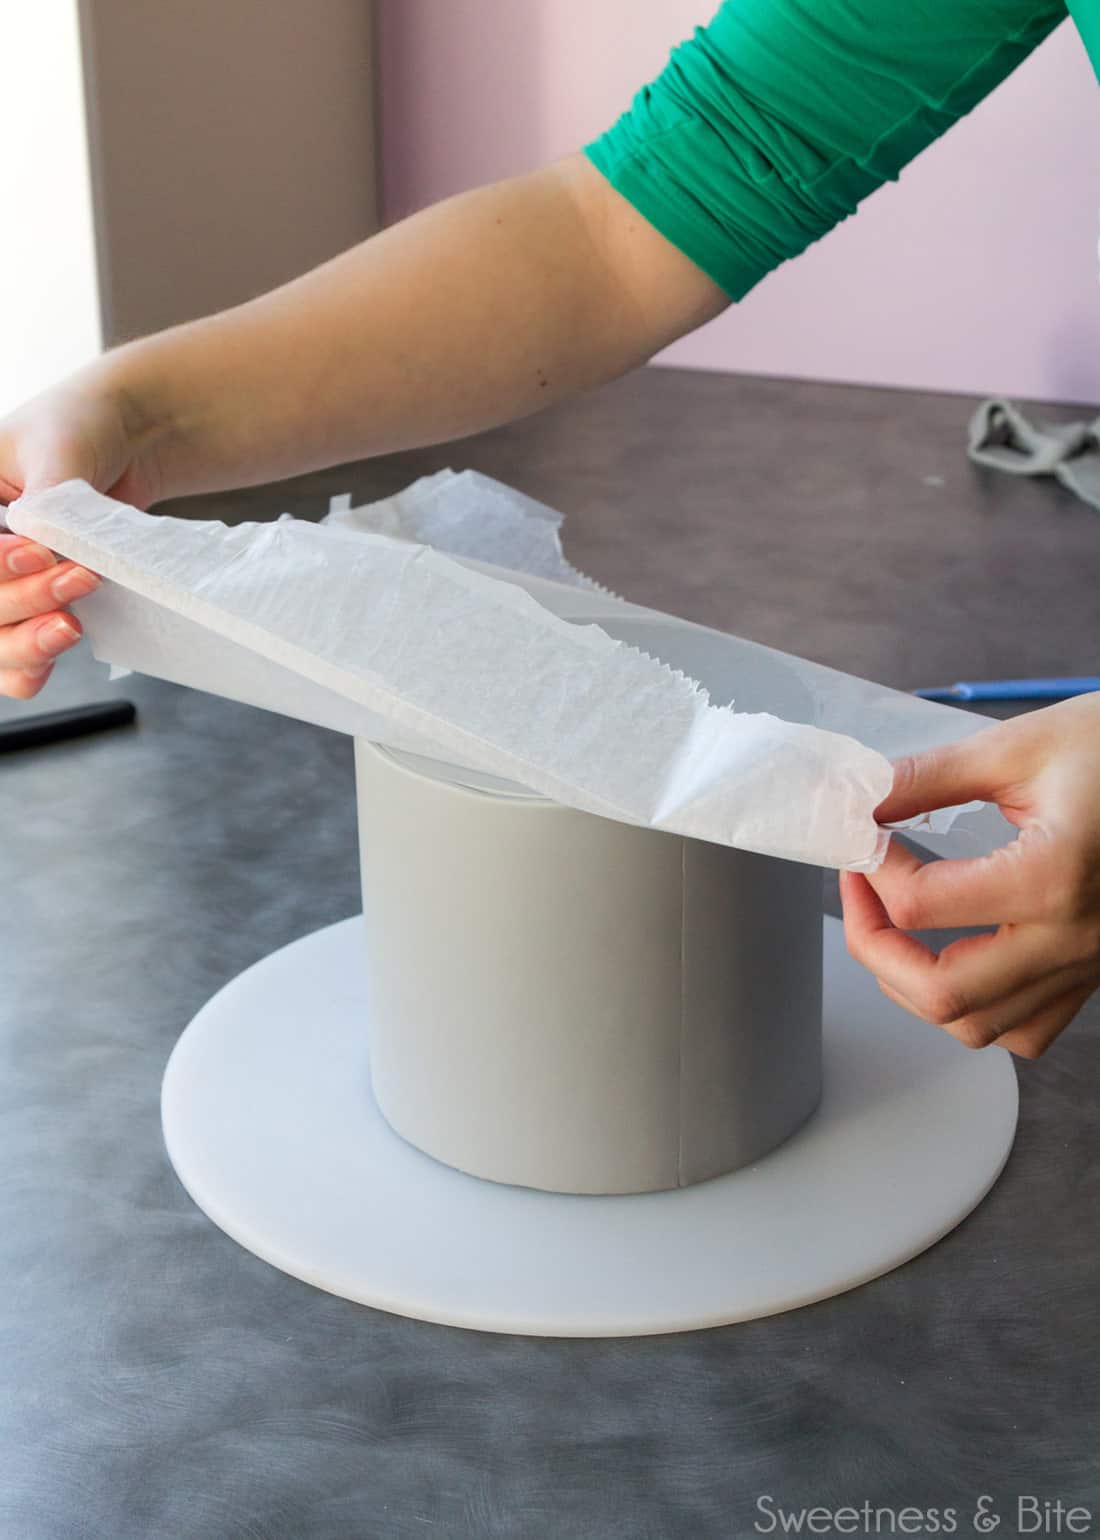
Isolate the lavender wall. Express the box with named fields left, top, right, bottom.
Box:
left=378, top=1, right=1100, bottom=404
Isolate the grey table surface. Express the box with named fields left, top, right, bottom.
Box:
left=2, top=368, right=1098, bottom=1540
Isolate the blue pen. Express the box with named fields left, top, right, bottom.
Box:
left=915, top=677, right=1100, bottom=703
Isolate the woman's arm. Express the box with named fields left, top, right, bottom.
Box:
left=0, top=154, right=723, bottom=695
left=75, top=156, right=728, bottom=503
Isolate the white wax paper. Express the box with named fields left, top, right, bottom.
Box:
left=8, top=478, right=900, bottom=871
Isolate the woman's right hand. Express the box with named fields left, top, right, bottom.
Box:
left=0, top=367, right=166, bottom=699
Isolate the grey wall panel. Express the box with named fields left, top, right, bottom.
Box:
left=78, top=0, right=379, bottom=343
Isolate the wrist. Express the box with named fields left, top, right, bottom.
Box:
left=92, top=315, right=247, bottom=504
left=90, top=338, right=193, bottom=503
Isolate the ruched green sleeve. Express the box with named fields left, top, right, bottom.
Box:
left=585, top=0, right=1070, bottom=301
left=1068, top=0, right=1100, bottom=77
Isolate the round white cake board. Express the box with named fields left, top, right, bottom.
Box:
left=161, top=917, right=1018, bottom=1337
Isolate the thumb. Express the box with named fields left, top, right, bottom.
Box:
left=0, top=394, right=106, bottom=502
left=18, top=441, right=97, bottom=499
left=0, top=441, right=89, bottom=506
left=875, top=731, right=1005, bottom=824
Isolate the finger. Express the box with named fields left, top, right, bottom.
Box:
left=875, top=720, right=1035, bottom=831
left=867, top=836, right=1044, bottom=930
left=841, top=869, right=941, bottom=980
left=875, top=974, right=927, bottom=1017
left=0, top=561, right=100, bottom=627
left=0, top=663, right=55, bottom=700
left=0, top=612, right=82, bottom=669
left=953, top=967, right=1094, bottom=1049
left=916, top=965, right=1089, bottom=1048
left=996, top=980, right=1097, bottom=1060
left=841, top=870, right=1067, bottom=1022
left=0, top=534, right=57, bottom=578
left=875, top=732, right=1008, bottom=824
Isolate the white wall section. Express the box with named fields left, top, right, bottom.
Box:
left=0, top=1, right=101, bottom=414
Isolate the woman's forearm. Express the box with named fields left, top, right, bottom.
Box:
left=102, top=155, right=727, bottom=501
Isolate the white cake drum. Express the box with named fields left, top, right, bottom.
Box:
left=356, top=740, right=824, bottom=1194
left=160, top=915, right=1018, bottom=1336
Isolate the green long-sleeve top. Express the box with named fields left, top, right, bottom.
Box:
left=585, top=1, right=1096, bottom=301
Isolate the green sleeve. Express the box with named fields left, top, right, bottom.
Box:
left=1068, top=0, right=1100, bottom=77
left=584, top=0, right=1069, bottom=301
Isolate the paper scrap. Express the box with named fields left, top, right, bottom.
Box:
left=321, top=468, right=609, bottom=593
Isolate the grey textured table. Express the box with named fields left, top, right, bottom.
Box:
left=3, top=369, right=1098, bottom=1540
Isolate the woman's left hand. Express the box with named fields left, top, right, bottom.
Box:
left=840, top=693, right=1100, bottom=1058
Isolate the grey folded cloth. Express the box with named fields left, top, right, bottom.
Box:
left=968, top=398, right=1100, bottom=511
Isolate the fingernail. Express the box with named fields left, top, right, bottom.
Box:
left=37, top=615, right=81, bottom=656
left=6, top=543, right=54, bottom=577
left=51, top=566, right=101, bottom=603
